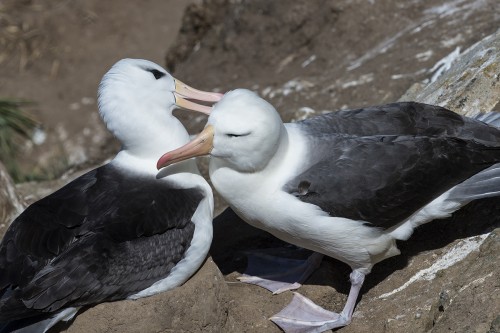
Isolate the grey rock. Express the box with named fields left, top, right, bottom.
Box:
left=401, top=29, right=500, bottom=116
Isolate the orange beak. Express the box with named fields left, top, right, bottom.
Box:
left=174, top=80, right=223, bottom=114
left=157, top=125, right=215, bottom=169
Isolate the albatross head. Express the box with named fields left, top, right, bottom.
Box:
left=157, top=89, right=284, bottom=172
left=98, top=58, right=222, bottom=157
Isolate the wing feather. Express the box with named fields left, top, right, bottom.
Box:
left=285, top=135, right=500, bottom=228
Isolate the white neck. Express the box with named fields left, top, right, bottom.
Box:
left=110, top=112, right=197, bottom=176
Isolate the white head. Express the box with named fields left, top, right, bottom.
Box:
left=157, top=89, right=285, bottom=172
left=98, top=58, right=222, bottom=158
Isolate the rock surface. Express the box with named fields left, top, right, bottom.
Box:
left=401, top=29, right=500, bottom=116
left=169, top=0, right=500, bottom=132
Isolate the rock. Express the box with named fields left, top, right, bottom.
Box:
left=429, top=231, right=499, bottom=333
left=165, top=0, right=230, bottom=73
left=488, top=315, right=500, bottom=333
left=338, top=229, right=500, bottom=333
left=0, top=161, right=24, bottom=238
left=170, top=0, right=500, bottom=130
left=59, top=257, right=239, bottom=333
left=401, top=29, right=500, bottom=116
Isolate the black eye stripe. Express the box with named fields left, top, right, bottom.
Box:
left=146, top=68, right=166, bottom=80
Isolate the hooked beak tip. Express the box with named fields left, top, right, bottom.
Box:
left=157, top=154, right=170, bottom=170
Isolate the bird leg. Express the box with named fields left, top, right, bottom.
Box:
left=238, top=252, right=324, bottom=294
left=270, top=270, right=365, bottom=333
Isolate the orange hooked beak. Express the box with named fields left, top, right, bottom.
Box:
left=174, top=80, right=223, bottom=114
left=157, top=125, right=215, bottom=169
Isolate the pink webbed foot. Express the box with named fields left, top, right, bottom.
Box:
left=270, top=292, right=349, bottom=333
left=270, top=270, right=366, bottom=333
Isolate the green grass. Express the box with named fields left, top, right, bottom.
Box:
left=0, top=99, right=38, bottom=181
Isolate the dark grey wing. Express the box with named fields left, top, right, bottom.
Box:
left=19, top=225, right=195, bottom=312
left=0, top=163, right=204, bottom=320
left=298, top=102, right=500, bottom=144
left=284, top=135, right=500, bottom=229
left=0, top=170, right=99, bottom=292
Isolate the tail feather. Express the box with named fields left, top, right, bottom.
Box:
left=474, top=111, right=500, bottom=128
left=447, top=164, right=500, bottom=201
left=449, top=112, right=500, bottom=201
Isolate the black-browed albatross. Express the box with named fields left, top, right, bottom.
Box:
left=157, top=89, right=500, bottom=333
left=0, top=58, right=221, bottom=333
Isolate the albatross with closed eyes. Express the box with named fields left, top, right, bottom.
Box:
left=157, top=89, right=500, bottom=333
left=0, top=58, right=221, bottom=333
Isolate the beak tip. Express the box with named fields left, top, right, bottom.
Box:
left=156, top=154, right=170, bottom=170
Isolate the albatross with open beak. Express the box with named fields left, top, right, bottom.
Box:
left=0, top=59, right=221, bottom=333
left=158, top=89, right=500, bottom=333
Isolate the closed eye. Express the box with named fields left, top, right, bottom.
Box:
left=146, top=68, right=166, bottom=80
left=226, top=132, right=251, bottom=138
